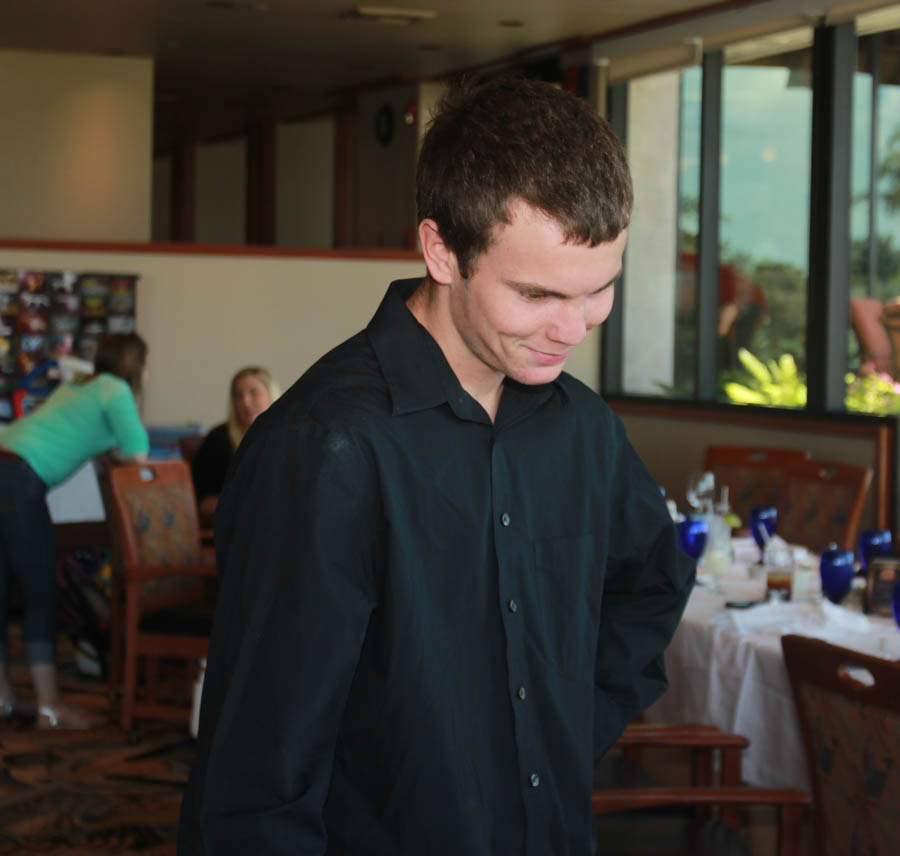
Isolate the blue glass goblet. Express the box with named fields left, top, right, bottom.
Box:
left=892, top=581, right=900, bottom=631
left=858, top=529, right=892, bottom=576
left=678, top=517, right=708, bottom=562
left=819, top=547, right=855, bottom=605
left=750, top=506, right=778, bottom=564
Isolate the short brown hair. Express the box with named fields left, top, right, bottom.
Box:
left=416, top=77, right=633, bottom=277
left=93, top=332, right=148, bottom=395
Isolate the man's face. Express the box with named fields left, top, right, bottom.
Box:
left=447, top=200, right=627, bottom=387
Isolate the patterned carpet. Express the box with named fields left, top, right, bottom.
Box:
left=0, top=634, right=193, bottom=855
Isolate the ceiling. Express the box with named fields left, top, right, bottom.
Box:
left=0, top=0, right=765, bottom=147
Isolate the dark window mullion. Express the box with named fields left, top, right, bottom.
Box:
left=696, top=50, right=723, bottom=401
left=602, top=82, right=628, bottom=396
left=807, top=21, right=856, bottom=412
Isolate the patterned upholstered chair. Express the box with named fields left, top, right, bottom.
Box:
left=782, top=634, right=900, bottom=856
left=103, top=460, right=216, bottom=730
left=778, top=458, right=872, bottom=552
left=702, top=446, right=810, bottom=528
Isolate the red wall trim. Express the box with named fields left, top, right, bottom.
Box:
left=0, top=238, right=423, bottom=261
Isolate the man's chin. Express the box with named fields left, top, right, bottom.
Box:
left=509, top=363, right=566, bottom=386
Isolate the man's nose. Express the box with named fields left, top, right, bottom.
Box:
left=549, top=301, right=588, bottom=345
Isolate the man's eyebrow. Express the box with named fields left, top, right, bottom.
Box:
left=506, top=270, right=622, bottom=298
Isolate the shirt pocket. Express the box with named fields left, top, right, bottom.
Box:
left=527, top=533, right=600, bottom=679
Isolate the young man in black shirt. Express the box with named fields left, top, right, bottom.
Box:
left=179, top=77, right=695, bottom=855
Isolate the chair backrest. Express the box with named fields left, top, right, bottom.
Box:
left=178, top=434, right=205, bottom=471
left=782, top=634, right=900, bottom=856
left=850, top=297, right=893, bottom=376
left=702, top=446, right=810, bottom=526
left=778, top=457, right=872, bottom=552
left=104, top=461, right=202, bottom=608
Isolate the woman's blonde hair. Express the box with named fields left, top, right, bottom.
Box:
left=226, top=366, right=281, bottom=449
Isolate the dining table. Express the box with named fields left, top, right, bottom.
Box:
left=643, top=536, right=900, bottom=791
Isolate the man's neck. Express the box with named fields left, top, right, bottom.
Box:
left=406, top=278, right=504, bottom=422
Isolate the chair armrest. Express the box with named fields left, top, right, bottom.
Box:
left=592, top=786, right=810, bottom=814
left=123, top=563, right=217, bottom=582
left=617, top=724, right=750, bottom=750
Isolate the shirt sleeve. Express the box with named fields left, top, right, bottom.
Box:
left=179, top=414, right=381, bottom=855
left=102, top=376, right=149, bottom=457
left=592, top=425, right=696, bottom=762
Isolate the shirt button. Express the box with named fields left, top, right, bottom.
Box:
left=530, top=773, right=541, bottom=788
left=500, top=512, right=511, bottom=527
left=507, top=599, right=518, bottom=613
left=517, top=686, right=526, bottom=701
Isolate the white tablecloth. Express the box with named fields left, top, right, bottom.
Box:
left=644, top=538, right=900, bottom=791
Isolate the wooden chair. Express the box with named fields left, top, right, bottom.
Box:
left=103, top=460, right=217, bottom=730
left=778, top=458, right=872, bottom=552
left=595, top=723, right=810, bottom=855
left=178, top=433, right=205, bottom=471
left=782, top=634, right=900, bottom=856
left=702, top=446, right=810, bottom=527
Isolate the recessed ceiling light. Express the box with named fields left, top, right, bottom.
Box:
left=342, top=5, right=438, bottom=26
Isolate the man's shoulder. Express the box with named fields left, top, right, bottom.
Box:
left=269, top=331, right=391, bottom=432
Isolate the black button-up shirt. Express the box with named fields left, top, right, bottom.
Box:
left=179, top=278, right=695, bottom=856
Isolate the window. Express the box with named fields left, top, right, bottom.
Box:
left=718, top=35, right=813, bottom=405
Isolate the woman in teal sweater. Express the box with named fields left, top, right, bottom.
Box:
left=0, top=333, right=149, bottom=729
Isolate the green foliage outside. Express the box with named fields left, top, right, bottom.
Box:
left=724, top=348, right=900, bottom=415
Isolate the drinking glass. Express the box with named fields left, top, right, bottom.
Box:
left=685, top=471, right=715, bottom=514
left=764, top=542, right=794, bottom=602
left=749, top=505, right=778, bottom=564
left=819, top=547, right=855, bottom=605
left=858, top=529, right=892, bottom=575
left=677, top=517, right=708, bottom=563
left=892, top=581, right=900, bottom=631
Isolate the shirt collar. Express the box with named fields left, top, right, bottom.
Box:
left=367, top=277, right=565, bottom=423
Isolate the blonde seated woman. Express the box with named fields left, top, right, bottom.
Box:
left=191, top=367, right=280, bottom=524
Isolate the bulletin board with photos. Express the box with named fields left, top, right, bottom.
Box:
left=0, top=269, right=138, bottom=422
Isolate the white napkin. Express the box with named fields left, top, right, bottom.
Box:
left=713, top=598, right=872, bottom=637
left=820, top=599, right=871, bottom=632
left=713, top=601, right=815, bottom=634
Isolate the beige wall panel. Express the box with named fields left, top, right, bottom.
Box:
left=195, top=138, right=247, bottom=245
left=0, top=50, right=152, bottom=241
left=276, top=117, right=335, bottom=248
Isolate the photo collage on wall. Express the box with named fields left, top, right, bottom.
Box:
left=0, top=269, right=138, bottom=422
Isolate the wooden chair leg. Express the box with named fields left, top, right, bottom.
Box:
left=778, top=805, right=804, bottom=856
left=720, top=746, right=743, bottom=829
left=691, top=748, right=714, bottom=821
left=122, top=587, right=140, bottom=731
left=145, top=656, right=160, bottom=703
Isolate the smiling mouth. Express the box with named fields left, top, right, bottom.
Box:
left=526, top=346, right=569, bottom=364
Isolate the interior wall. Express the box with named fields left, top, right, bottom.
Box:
left=276, top=116, right=336, bottom=248
left=0, top=246, right=602, bottom=428
left=623, top=70, right=680, bottom=394
left=0, top=49, right=153, bottom=241
left=195, top=138, right=247, bottom=245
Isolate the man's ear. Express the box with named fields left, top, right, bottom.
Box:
left=418, top=219, right=459, bottom=285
